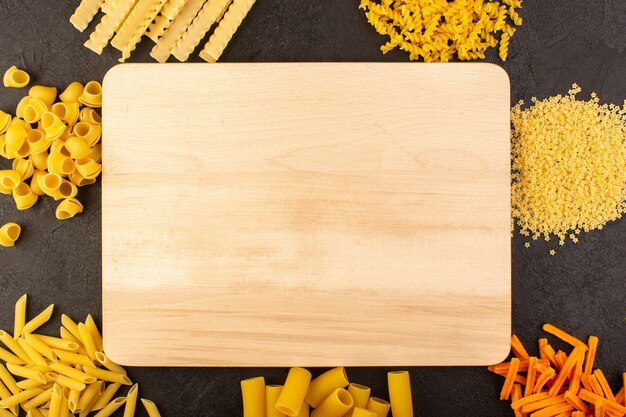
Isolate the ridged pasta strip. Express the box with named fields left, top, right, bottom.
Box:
left=150, top=0, right=206, bottom=62
left=70, top=0, right=106, bottom=32
left=111, top=0, right=168, bottom=61
left=146, top=0, right=188, bottom=41
left=199, top=0, right=255, bottom=63
left=172, top=0, right=234, bottom=61
left=100, top=0, right=115, bottom=14
left=85, top=0, right=139, bottom=54
left=161, top=0, right=188, bottom=19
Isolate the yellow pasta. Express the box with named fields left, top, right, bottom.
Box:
left=0, top=170, right=22, bottom=190
left=56, top=198, right=84, bottom=220
left=69, top=171, right=97, bottom=187
left=24, top=334, right=55, bottom=361
left=68, top=388, right=80, bottom=413
left=47, top=150, right=75, bottom=177
left=52, top=350, right=93, bottom=367
left=111, top=0, right=169, bottom=62
left=12, top=182, right=39, bottom=210
left=70, top=0, right=106, bottom=31
left=241, top=377, right=266, bottom=417
left=61, top=315, right=82, bottom=341
left=53, top=180, right=78, bottom=200
left=49, top=363, right=96, bottom=384
left=6, top=363, right=46, bottom=383
left=29, top=170, right=47, bottom=196
left=0, top=111, right=12, bottom=134
left=0, top=363, right=21, bottom=395
left=59, top=82, right=85, bottom=103
left=84, top=0, right=139, bottom=54
left=13, top=158, right=35, bottom=180
left=16, top=96, right=30, bottom=119
left=40, top=113, right=66, bottom=141
left=91, top=382, right=121, bottom=411
left=146, top=14, right=172, bottom=42
left=27, top=129, right=50, bottom=155
left=352, top=408, right=376, bottom=417
left=172, top=0, right=233, bottom=61
left=310, top=388, right=353, bottom=417
left=83, top=366, right=131, bottom=385
left=78, top=324, right=97, bottom=360
left=39, top=173, right=63, bottom=197
left=90, top=143, right=103, bottom=163
left=78, top=81, right=103, bottom=108
left=140, top=399, right=161, bottom=417
left=366, top=397, right=390, bottom=417
left=76, top=380, right=104, bottom=413
left=0, top=346, right=24, bottom=365
left=305, top=367, right=349, bottom=408
left=37, top=336, right=79, bottom=352
left=276, top=367, right=312, bottom=416
left=0, top=223, right=21, bottom=247
left=74, top=157, right=102, bottom=179
left=63, top=136, right=91, bottom=159
left=267, top=385, right=285, bottom=417
left=73, top=121, right=102, bottom=146
left=297, top=402, right=309, bottom=417
left=16, top=338, right=48, bottom=366
left=22, top=304, right=55, bottom=335
left=85, top=315, right=104, bottom=352
left=92, top=397, right=127, bottom=417
left=387, top=371, right=412, bottom=417
left=0, top=380, right=18, bottom=415
left=122, top=384, right=138, bottom=417
left=79, top=107, right=102, bottom=125
left=5, top=124, right=29, bottom=158
left=48, top=384, right=63, bottom=417
left=95, top=352, right=126, bottom=375
left=51, top=102, right=80, bottom=126
left=0, top=387, right=44, bottom=408
left=23, top=388, right=53, bottom=410
left=348, top=383, right=371, bottom=409
left=23, top=98, right=49, bottom=124
left=150, top=0, right=207, bottom=62
left=3, top=66, right=30, bottom=88
left=48, top=373, right=86, bottom=391
left=199, top=0, right=255, bottom=63
left=29, top=86, right=58, bottom=108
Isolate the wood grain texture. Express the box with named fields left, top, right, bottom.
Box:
left=102, top=63, right=511, bottom=367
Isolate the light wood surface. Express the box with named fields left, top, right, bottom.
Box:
left=102, top=63, right=511, bottom=367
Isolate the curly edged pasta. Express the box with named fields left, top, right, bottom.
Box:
left=0, top=75, right=104, bottom=223
left=359, top=0, right=523, bottom=62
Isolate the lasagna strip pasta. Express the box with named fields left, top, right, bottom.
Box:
left=85, top=0, right=139, bottom=54
left=199, top=0, right=256, bottom=63
left=150, top=0, right=206, bottom=62
left=171, top=0, right=233, bottom=61
left=111, top=0, right=168, bottom=61
left=70, top=0, right=106, bottom=31
left=146, top=0, right=187, bottom=41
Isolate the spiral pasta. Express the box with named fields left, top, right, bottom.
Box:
left=359, top=0, right=523, bottom=62
left=0, top=223, right=21, bottom=247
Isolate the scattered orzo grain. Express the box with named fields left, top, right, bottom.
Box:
left=511, top=84, right=626, bottom=246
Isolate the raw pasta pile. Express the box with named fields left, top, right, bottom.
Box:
left=511, top=85, right=626, bottom=251
left=241, top=367, right=413, bottom=417
left=0, top=66, right=103, bottom=222
left=71, top=0, right=257, bottom=63
left=0, top=295, right=162, bottom=417
left=359, top=0, right=523, bottom=62
left=489, top=325, right=626, bottom=417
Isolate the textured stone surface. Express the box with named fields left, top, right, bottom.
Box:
left=0, top=1, right=624, bottom=416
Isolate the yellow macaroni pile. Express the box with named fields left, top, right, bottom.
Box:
left=359, top=0, right=523, bottom=62
left=0, top=67, right=102, bottom=221
left=0, top=295, right=162, bottom=417
left=511, top=84, right=626, bottom=249
left=241, top=367, right=413, bottom=417
left=71, top=0, right=257, bottom=63
left=489, top=325, right=626, bottom=416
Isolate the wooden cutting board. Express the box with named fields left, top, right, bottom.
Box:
left=102, top=63, right=511, bottom=367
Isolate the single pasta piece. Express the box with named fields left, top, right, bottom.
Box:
left=141, top=399, right=161, bottom=417
left=92, top=396, right=127, bottom=417
left=22, top=304, right=55, bottom=335
left=12, top=158, right=34, bottom=181
left=23, top=334, right=55, bottom=361
left=122, top=384, right=138, bottom=417
left=0, top=110, right=12, bottom=133
left=79, top=107, right=101, bottom=125
left=5, top=124, right=29, bottom=158
left=241, top=377, right=265, bottom=417
left=90, top=143, right=103, bottom=163
left=352, top=408, right=376, bottom=417
left=59, top=82, right=85, bottom=103
left=266, top=385, right=285, bottom=417
left=199, top=0, right=256, bottom=63
left=0, top=363, right=21, bottom=394
left=85, top=315, right=104, bottom=352
left=74, top=158, right=102, bottom=180
left=83, top=366, right=131, bottom=385
left=111, top=0, right=168, bottom=62
left=95, top=352, right=127, bottom=375
left=76, top=380, right=104, bottom=413
left=51, top=102, right=80, bottom=126
left=78, top=324, right=98, bottom=359
left=17, top=338, right=48, bottom=366
left=305, top=367, right=349, bottom=408
left=91, top=383, right=122, bottom=411
left=297, top=402, right=309, bottom=417
left=6, top=363, right=46, bottom=383
left=0, top=387, right=44, bottom=409
left=348, top=383, right=371, bottom=409
left=387, top=371, right=412, bottom=417
left=49, top=363, right=96, bottom=384
left=0, top=223, right=21, bottom=247
left=366, top=397, right=390, bottom=417
left=70, top=0, right=106, bottom=31
left=171, top=0, right=233, bottom=61
left=310, top=388, right=353, bottom=417
left=23, top=387, right=53, bottom=410
left=29, top=86, right=58, bottom=108
left=3, top=66, right=30, bottom=88
left=40, top=113, right=66, bottom=141
left=56, top=198, right=84, bottom=220
left=12, top=182, right=39, bottom=210
left=150, top=0, right=207, bottom=63
left=39, top=173, right=63, bottom=197
left=47, top=151, right=76, bottom=177
left=26, top=129, right=50, bottom=155
left=276, top=367, right=311, bottom=416
left=12, top=295, right=27, bottom=340
left=61, top=315, right=82, bottom=341
left=78, top=81, right=103, bottom=108
left=52, top=349, right=93, bottom=367
left=85, top=0, right=139, bottom=54
left=48, top=373, right=86, bottom=391
left=73, top=121, right=102, bottom=146
left=0, top=170, right=22, bottom=190
left=23, top=99, right=49, bottom=124
left=68, top=388, right=80, bottom=413
left=70, top=171, right=97, bottom=187
left=65, top=137, right=92, bottom=159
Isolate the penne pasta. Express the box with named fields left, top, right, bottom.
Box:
left=77, top=324, right=97, bottom=360
left=0, top=346, right=24, bottom=365
left=22, top=305, right=55, bottom=336
left=48, top=373, right=86, bottom=392
left=140, top=399, right=161, bottom=417
left=0, top=330, right=32, bottom=363
left=297, top=401, right=309, bottom=417
left=23, top=388, right=53, bottom=410
left=48, top=384, right=63, bottom=417
left=17, top=378, right=47, bottom=390
left=91, top=383, right=121, bottom=411
left=76, top=381, right=104, bottom=413
left=6, top=363, right=46, bottom=383
left=122, top=384, right=138, bottom=417
left=52, top=350, right=93, bottom=367
left=93, top=396, right=126, bottom=417
left=60, top=316, right=82, bottom=342
left=84, top=316, right=103, bottom=353
left=24, top=334, right=56, bottom=361
left=49, top=363, right=96, bottom=384
left=0, top=387, right=44, bottom=409
left=352, top=408, right=377, bottom=417
left=94, top=352, right=126, bottom=376
left=17, top=338, right=48, bottom=366
left=83, top=366, right=131, bottom=385
left=37, top=335, right=80, bottom=352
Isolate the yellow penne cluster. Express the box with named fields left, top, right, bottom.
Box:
left=242, top=368, right=413, bottom=417
left=359, top=0, right=523, bottom=62
left=72, top=0, right=257, bottom=62
left=0, top=68, right=103, bottom=221
left=0, top=295, right=161, bottom=417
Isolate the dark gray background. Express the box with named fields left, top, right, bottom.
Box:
left=0, top=1, right=625, bottom=416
